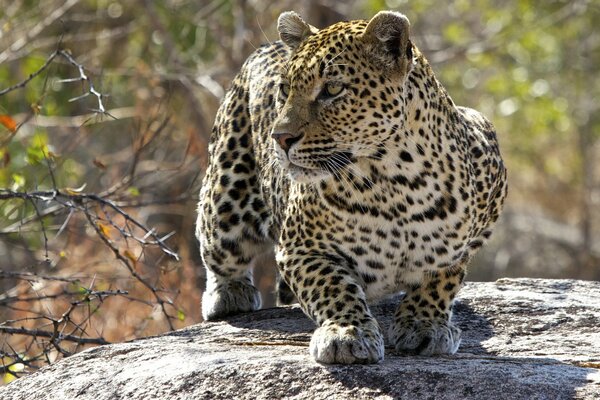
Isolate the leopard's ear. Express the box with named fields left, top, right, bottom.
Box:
left=362, top=11, right=412, bottom=74
left=278, top=11, right=317, bottom=49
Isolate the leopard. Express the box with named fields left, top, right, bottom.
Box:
left=196, top=10, right=507, bottom=364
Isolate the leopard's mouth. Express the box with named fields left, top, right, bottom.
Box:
left=282, top=151, right=356, bottom=183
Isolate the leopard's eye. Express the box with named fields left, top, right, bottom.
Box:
left=323, top=82, right=345, bottom=98
left=280, top=83, right=290, bottom=98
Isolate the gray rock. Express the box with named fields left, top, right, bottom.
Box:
left=1, top=278, right=599, bottom=399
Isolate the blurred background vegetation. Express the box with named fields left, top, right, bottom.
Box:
left=0, top=0, right=598, bottom=381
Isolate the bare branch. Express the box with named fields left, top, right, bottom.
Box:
left=57, top=50, right=111, bottom=115
left=0, top=50, right=59, bottom=96
left=0, top=1, right=210, bottom=380
left=0, top=189, right=179, bottom=260
left=0, top=326, right=109, bottom=346
left=0, top=269, right=81, bottom=283
left=82, top=208, right=176, bottom=331
left=0, top=49, right=111, bottom=118
left=27, top=198, right=50, bottom=262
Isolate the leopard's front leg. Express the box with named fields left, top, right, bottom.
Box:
left=390, top=266, right=465, bottom=355
left=277, top=247, right=384, bottom=364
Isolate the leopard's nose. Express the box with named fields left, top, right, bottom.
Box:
left=271, top=131, right=303, bottom=153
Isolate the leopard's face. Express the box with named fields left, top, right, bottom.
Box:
left=273, top=20, right=412, bottom=183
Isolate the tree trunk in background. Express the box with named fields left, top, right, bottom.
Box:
left=578, top=121, right=594, bottom=278
left=301, top=0, right=346, bottom=28
left=576, top=32, right=597, bottom=279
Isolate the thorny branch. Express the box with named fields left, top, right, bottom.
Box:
left=0, top=280, right=129, bottom=378
left=83, top=209, right=177, bottom=331
left=0, top=49, right=59, bottom=96
left=0, top=187, right=181, bottom=337
left=0, top=43, right=191, bottom=380
left=0, top=49, right=110, bottom=116
left=0, top=189, right=179, bottom=260
left=0, top=326, right=109, bottom=346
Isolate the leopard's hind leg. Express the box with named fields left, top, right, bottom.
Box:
left=390, top=266, right=465, bottom=355
left=197, top=75, right=272, bottom=321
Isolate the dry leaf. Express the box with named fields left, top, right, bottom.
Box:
left=64, top=183, right=87, bottom=195
left=97, top=222, right=112, bottom=238
left=123, top=249, right=138, bottom=264
left=93, top=158, right=107, bottom=169
left=0, top=115, right=17, bottom=132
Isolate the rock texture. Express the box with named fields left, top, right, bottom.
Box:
left=1, top=278, right=599, bottom=399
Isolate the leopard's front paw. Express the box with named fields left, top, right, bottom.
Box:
left=310, top=322, right=384, bottom=364
left=201, top=279, right=261, bottom=321
left=390, top=318, right=461, bottom=355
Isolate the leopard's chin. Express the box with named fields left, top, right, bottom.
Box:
left=286, top=163, right=331, bottom=183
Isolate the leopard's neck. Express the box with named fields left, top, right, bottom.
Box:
left=403, top=48, right=458, bottom=135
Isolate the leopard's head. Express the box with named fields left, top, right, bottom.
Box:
left=273, top=11, right=414, bottom=183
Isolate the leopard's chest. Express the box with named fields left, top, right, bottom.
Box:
left=309, top=199, right=470, bottom=301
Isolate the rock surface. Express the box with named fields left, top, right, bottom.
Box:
left=1, top=278, right=600, bottom=399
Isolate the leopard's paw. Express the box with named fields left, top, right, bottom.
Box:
left=390, top=318, right=461, bottom=355
left=201, top=279, right=261, bottom=321
left=310, top=323, right=384, bottom=364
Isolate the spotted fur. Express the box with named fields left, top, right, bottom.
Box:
left=197, top=11, right=507, bottom=364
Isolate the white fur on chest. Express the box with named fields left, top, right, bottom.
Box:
left=331, top=205, right=468, bottom=301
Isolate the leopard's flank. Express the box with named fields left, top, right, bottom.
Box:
left=197, top=10, right=507, bottom=364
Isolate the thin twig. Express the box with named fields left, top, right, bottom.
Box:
left=0, top=50, right=59, bottom=96
left=83, top=207, right=176, bottom=330
left=28, top=198, right=50, bottom=262
left=0, top=269, right=80, bottom=283
left=0, top=326, right=110, bottom=345
left=0, top=49, right=112, bottom=118
left=0, top=189, right=179, bottom=260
